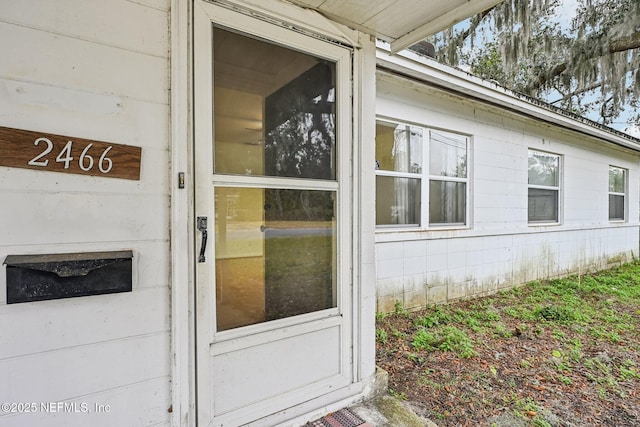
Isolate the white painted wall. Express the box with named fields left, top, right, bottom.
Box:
left=0, top=1, right=172, bottom=426
left=375, top=73, right=640, bottom=312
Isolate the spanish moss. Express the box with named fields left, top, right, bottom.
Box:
left=424, top=0, right=640, bottom=130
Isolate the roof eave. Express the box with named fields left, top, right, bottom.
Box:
left=376, top=42, right=640, bottom=152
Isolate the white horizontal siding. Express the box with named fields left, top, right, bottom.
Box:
left=0, top=367, right=170, bottom=427
left=0, top=78, right=171, bottom=156
left=0, top=333, right=169, bottom=403
left=0, top=287, right=169, bottom=359
left=131, top=0, right=171, bottom=12
left=0, top=0, right=169, bottom=58
left=0, top=2, right=171, bottom=427
left=0, top=22, right=167, bottom=104
left=0, top=192, right=168, bottom=245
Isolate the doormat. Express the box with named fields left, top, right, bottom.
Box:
left=305, top=408, right=371, bottom=427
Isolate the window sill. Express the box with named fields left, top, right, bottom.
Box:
left=527, top=221, right=561, bottom=227
left=428, top=223, right=468, bottom=230
left=374, top=222, right=640, bottom=244
left=374, top=225, right=472, bottom=242
left=375, top=225, right=470, bottom=233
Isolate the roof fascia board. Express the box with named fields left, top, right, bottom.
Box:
left=376, top=42, right=640, bottom=152
left=209, top=0, right=361, bottom=47
left=390, top=0, right=503, bottom=53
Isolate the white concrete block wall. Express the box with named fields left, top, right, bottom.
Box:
left=0, top=1, right=171, bottom=426
left=375, top=75, right=640, bottom=312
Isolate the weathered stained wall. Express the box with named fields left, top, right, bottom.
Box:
left=0, top=1, right=172, bottom=426
left=375, top=73, right=640, bottom=312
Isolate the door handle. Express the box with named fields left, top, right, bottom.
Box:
left=197, top=216, right=208, bottom=263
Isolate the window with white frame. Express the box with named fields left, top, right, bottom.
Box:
left=375, top=121, right=422, bottom=226
left=375, top=120, right=469, bottom=228
left=428, top=130, right=468, bottom=225
left=609, top=166, right=627, bottom=221
left=528, top=149, right=561, bottom=223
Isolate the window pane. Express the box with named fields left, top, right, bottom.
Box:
left=609, top=167, right=625, bottom=193
left=375, top=122, right=423, bottom=173
left=264, top=189, right=336, bottom=321
left=375, top=176, right=421, bottom=225
left=429, top=180, right=466, bottom=225
left=528, top=151, right=559, bottom=186
left=609, top=194, right=625, bottom=220
left=213, top=27, right=336, bottom=179
left=528, top=188, right=558, bottom=222
left=215, top=187, right=336, bottom=331
left=429, top=131, right=467, bottom=178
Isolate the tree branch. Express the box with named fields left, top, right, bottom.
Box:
left=549, top=82, right=603, bottom=104
left=610, top=32, right=640, bottom=53
left=525, top=30, right=640, bottom=93
left=456, top=9, right=493, bottom=45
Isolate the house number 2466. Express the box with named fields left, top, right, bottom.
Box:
left=28, top=137, right=113, bottom=174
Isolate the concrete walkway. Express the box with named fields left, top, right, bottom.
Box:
left=306, top=368, right=439, bottom=427
left=350, top=395, right=439, bottom=427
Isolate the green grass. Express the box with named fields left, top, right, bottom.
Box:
left=414, top=307, right=452, bottom=328
left=412, top=325, right=477, bottom=358
left=391, top=260, right=640, bottom=343
left=376, top=328, right=388, bottom=344
left=376, top=260, right=640, bottom=424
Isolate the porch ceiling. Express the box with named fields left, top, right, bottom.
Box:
left=286, top=0, right=503, bottom=52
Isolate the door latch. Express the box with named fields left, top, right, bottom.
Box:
left=197, top=216, right=208, bottom=263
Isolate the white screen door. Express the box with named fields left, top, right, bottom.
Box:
left=194, top=2, right=353, bottom=425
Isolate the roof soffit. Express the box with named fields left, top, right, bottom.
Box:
left=286, top=0, right=503, bottom=52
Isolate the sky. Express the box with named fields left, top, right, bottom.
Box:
left=554, top=0, right=578, bottom=28
left=448, top=0, right=639, bottom=137
left=519, top=0, right=638, bottom=136
left=550, top=0, right=639, bottom=136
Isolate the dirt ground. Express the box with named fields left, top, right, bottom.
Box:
left=375, top=264, right=640, bottom=427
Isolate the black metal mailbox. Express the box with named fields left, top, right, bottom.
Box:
left=4, top=250, right=133, bottom=304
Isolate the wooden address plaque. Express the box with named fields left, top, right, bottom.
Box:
left=0, top=126, right=141, bottom=180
